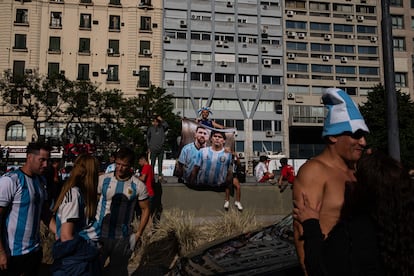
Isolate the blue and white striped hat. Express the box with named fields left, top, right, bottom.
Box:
left=322, top=88, right=369, bottom=137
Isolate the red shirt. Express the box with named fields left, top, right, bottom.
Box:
left=281, top=164, right=295, bottom=184
left=141, top=164, right=154, bottom=197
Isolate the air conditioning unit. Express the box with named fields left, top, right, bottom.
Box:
left=287, top=31, right=297, bottom=38
left=287, top=92, right=295, bottom=99
left=100, top=68, right=107, bottom=74
left=167, top=80, right=174, bottom=86
left=132, top=69, right=139, bottom=76
left=220, top=61, right=227, bottom=67
left=251, top=84, right=257, bottom=89
left=238, top=152, right=245, bottom=158
left=341, top=56, right=348, bottom=63
left=347, top=34, right=355, bottom=39
left=216, top=83, right=221, bottom=88
left=298, top=32, right=306, bottom=38
left=263, top=59, right=272, bottom=66
left=191, top=15, right=197, bottom=20
left=261, top=46, right=268, bottom=53
left=180, top=20, right=186, bottom=27
left=287, top=10, right=295, bottom=17
left=143, top=49, right=151, bottom=55
left=228, top=83, right=234, bottom=88
left=107, top=48, right=114, bottom=54
left=287, top=73, right=296, bottom=78
left=163, top=36, right=171, bottom=43
left=197, top=59, right=204, bottom=65
left=357, top=15, right=364, bottom=21
left=322, top=55, right=330, bottom=61
left=288, top=53, right=296, bottom=59
left=370, top=36, right=378, bottom=42
left=217, top=41, right=224, bottom=46
left=227, top=1, right=232, bottom=7
left=346, top=15, right=353, bottom=21
left=324, top=34, right=331, bottom=40
left=339, top=78, right=347, bottom=84
left=265, top=130, right=274, bottom=137
left=176, top=59, right=184, bottom=65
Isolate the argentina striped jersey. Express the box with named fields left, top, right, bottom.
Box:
left=178, top=142, right=200, bottom=182
left=95, top=173, right=148, bottom=239
left=0, top=169, right=46, bottom=256
left=194, top=147, right=232, bottom=186
left=55, top=186, right=87, bottom=240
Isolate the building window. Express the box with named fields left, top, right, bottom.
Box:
left=140, top=16, right=151, bottom=31
left=390, top=0, right=403, bottom=7
left=335, top=66, right=356, bottom=74
left=6, top=121, right=26, bottom=141
left=109, top=0, right=121, bottom=5
left=411, top=17, right=414, bottom=29
left=79, top=38, right=90, bottom=54
left=262, top=76, right=281, bottom=85
left=393, top=37, right=406, bottom=51
left=286, top=20, right=307, bottom=30
left=287, top=63, right=308, bottom=72
left=312, top=64, right=332, bottom=73
left=107, top=65, right=119, bottom=81
left=139, top=40, right=150, bottom=55
left=49, top=36, right=61, bottom=52
left=395, top=73, right=407, bottom=87
left=48, top=62, right=60, bottom=78
left=80, top=13, right=91, bottom=29
left=359, top=66, right=379, bottom=75
left=412, top=0, right=414, bottom=8
left=108, top=40, right=120, bottom=55
left=358, top=46, right=377, bottom=55
left=239, top=75, right=258, bottom=83
left=139, top=0, right=151, bottom=7
left=139, top=66, right=150, bottom=87
left=15, top=9, right=28, bottom=24
left=77, top=64, right=89, bottom=80
left=391, top=15, right=404, bottom=29
left=333, top=3, right=353, bottom=12
left=50, top=12, right=62, bottom=28
left=253, top=141, right=282, bottom=153
left=310, top=22, right=330, bottom=31
left=356, top=25, right=376, bottom=34
left=109, top=15, right=120, bottom=31
left=287, top=42, right=307, bottom=51
left=12, top=60, right=25, bottom=83
left=311, top=43, right=331, bottom=52
left=334, top=44, right=355, bottom=53
left=14, top=34, right=27, bottom=50
left=334, top=24, right=353, bottom=33
left=80, top=0, right=92, bottom=3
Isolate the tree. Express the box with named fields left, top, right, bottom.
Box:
left=0, top=71, right=71, bottom=138
left=359, top=84, right=414, bottom=167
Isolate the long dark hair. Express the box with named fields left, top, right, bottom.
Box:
left=355, top=151, right=414, bottom=275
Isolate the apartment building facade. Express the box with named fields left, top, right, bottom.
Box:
left=0, top=0, right=162, bottom=153
left=162, top=0, right=285, bottom=162
left=283, top=0, right=384, bottom=158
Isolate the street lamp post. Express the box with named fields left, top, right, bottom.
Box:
left=381, top=0, right=400, bottom=161
left=182, top=67, right=187, bottom=117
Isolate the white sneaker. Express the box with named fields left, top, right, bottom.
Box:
left=224, top=200, right=230, bottom=210
left=235, top=201, right=243, bottom=211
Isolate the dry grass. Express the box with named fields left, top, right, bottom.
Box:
left=42, top=208, right=264, bottom=272
left=129, top=208, right=262, bottom=271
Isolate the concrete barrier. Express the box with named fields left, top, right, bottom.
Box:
left=160, top=176, right=293, bottom=224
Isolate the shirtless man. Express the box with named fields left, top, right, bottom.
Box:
left=293, top=88, right=369, bottom=274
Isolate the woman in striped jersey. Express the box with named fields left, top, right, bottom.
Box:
left=51, top=154, right=101, bottom=275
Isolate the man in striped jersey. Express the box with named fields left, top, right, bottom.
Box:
left=96, top=147, right=150, bottom=276
left=190, top=130, right=233, bottom=189
left=0, top=142, right=55, bottom=275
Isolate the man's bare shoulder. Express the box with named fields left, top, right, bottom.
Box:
left=297, top=157, right=330, bottom=178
